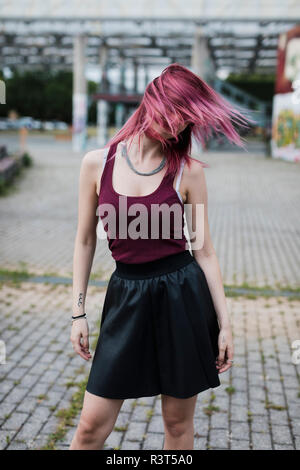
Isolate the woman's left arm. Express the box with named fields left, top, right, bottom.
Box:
left=184, top=158, right=234, bottom=374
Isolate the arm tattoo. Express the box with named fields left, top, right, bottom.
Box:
left=77, top=293, right=84, bottom=307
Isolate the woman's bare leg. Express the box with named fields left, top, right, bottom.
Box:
left=69, top=390, right=124, bottom=450
left=161, top=394, right=198, bottom=450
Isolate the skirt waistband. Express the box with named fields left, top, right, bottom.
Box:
left=114, top=250, right=194, bottom=280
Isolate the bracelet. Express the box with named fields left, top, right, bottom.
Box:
left=71, top=313, right=87, bottom=322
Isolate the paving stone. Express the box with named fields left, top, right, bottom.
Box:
left=230, top=439, right=250, bottom=450
left=251, top=432, right=272, bottom=450
left=0, top=403, right=16, bottom=421
left=122, top=440, right=141, bottom=450
left=147, top=415, right=163, bottom=433
left=6, top=367, right=27, bottom=381
left=2, top=412, right=28, bottom=431
left=104, top=431, right=123, bottom=449
left=209, top=428, right=229, bottom=449
left=194, top=437, right=207, bottom=450
left=131, top=405, right=152, bottom=422
left=194, top=417, right=209, bottom=437
left=231, top=422, right=250, bottom=441
left=0, top=430, right=16, bottom=450
left=14, top=418, right=44, bottom=442
left=250, top=414, right=270, bottom=433
left=230, top=405, right=249, bottom=422
left=269, top=409, right=289, bottom=426
left=142, top=432, right=164, bottom=450
left=124, top=421, right=148, bottom=441
left=6, top=440, right=28, bottom=450
left=27, top=382, right=50, bottom=398
left=39, top=415, right=60, bottom=436
left=30, top=406, right=51, bottom=423
left=210, top=411, right=229, bottom=429
left=272, top=425, right=293, bottom=445
left=114, top=412, right=130, bottom=430
left=274, top=443, right=295, bottom=450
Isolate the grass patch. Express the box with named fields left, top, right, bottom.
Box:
left=114, top=425, right=128, bottom=432
left=0, top=267, right=33, bottom=281
left=203, top=405, right=220, bottom=416
left=264, top=400, right=286, bottom=411
left=146, top=409, right=154, bottom=421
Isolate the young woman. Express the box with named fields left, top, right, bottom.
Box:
left=69, top=63, right=250, bottom=450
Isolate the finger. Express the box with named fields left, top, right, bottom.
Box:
left=78, top=340, right=92, bottom=358
left=218, top=362, right=233, bottom=373
left=82, top=334, right=90, bottom=352
left=80, top=347, right=92, bottom=359
left=72, top=336, right=91, bottom=360
left=73, top=345, right=91, bottom=361
left=218, top=355, right=234, bottom=373
left=216, top=346, right=226, bottom=366
left=227, top=347, right=234, bottom=361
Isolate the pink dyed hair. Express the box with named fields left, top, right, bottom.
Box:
left=104, top=63, right=253, bottom=175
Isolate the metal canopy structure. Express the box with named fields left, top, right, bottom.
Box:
left=0, top=1, right=300, bottom=75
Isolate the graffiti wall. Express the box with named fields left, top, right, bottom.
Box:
left=272, top=25, right=300, bottom=162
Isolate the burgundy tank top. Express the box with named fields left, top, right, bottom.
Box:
left=97, top=141, right=188, bottom=263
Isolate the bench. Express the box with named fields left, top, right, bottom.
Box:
left=0, top=145, right=21, bottom=184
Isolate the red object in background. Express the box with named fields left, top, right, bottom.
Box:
left=275, top=24, right=300, bottom=95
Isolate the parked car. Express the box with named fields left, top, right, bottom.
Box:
left=16, top=117, right=35, bottom=129
left=42, top=121, right=55, bottom=131
left=53, top=121, right=69, bottom=130
left=0, top=119, right=9, bottom=130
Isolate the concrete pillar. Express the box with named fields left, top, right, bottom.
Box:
left=115, top=103, right=125, bottom=129
left=99, top=45, right=109, bottom=93
left=97, top=99, right=109, bottom=147
left=97, top=45, right=109, bottom=146
left=120, top=58, right=126, bottom=92
left=191, top=27, right=216, bottom=154
left=191, top=26, right=215, bottom=85
left=144, top=65, right=149, bottom=88
left=72, top=35, right=88, bottom=152
left=133, top=61, right=138, bottom=93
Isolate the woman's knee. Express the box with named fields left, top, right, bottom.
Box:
left=76, top=415, right=112, bottom=445
left=163, top=416, right=192, bottom=438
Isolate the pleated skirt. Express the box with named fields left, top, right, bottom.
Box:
left=86, top=249, right=221, bottom=400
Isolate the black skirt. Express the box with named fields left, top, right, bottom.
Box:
left=86, top=250, right=221, bottom=400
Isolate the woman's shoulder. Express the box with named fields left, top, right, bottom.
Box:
left=183, top=155, right=206, bottom=181
left=80, top=147, right=111, bottom=197
left=81, top=147, right=108, bottom=171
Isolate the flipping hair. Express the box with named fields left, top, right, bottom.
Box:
left=105, top=63, right=252, bottom=176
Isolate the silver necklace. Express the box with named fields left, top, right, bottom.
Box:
left=121, top=141, right=167, bottom=176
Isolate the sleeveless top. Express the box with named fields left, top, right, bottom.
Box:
left=97, top=141, right=188, bottom=264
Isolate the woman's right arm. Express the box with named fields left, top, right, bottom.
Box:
left=70, top=149, right=104, bottom=361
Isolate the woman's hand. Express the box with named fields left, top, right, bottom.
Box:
left=216, top=326, right=234, bottom=373
left=70, top=319, right=92, bottom=361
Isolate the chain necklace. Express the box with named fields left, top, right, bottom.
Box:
left=120, top=141, right=167, bottom=176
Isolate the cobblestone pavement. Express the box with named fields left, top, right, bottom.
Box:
left=0, top=134, right=299, bottom=450
left=0, top=283, right=299, bottom=450
left=0, top=134, right=299, bottom=287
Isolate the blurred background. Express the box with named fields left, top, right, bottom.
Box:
left=0, top=1, right=300, bottom=452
